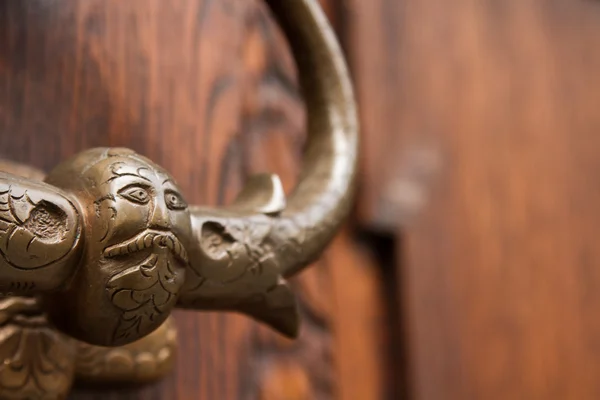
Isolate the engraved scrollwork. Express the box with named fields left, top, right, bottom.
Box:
left=105, top=231, right=188, bottom=344
left=180, top=207, right=300, bottom=338
left=0, top=297, right=75, bottom=400
left=0, top=296, right=178, bottom=398
left=43, top=148, right=192, bottom=347
left=0, top=173, right=82, bottom=294
left=0, top=162, right=182, bottom=394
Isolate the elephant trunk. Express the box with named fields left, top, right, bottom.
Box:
left=181, top=0, right=358, bottom=337
left=266, top=0, right=359, bottom=277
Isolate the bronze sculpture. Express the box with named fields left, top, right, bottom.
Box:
left=0, top=0, right=358, bottom=397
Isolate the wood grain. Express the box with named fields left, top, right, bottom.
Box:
left=0, top=0, right=385, bottom=399
left=347, top=0, right=600, bottom=399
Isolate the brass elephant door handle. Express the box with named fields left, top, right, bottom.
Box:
left=0, top=0, right=357, bottom=397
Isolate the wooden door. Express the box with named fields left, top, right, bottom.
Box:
left=8, top=1, right=596, bottom=399
left=0, top=1, right=385, bottom=399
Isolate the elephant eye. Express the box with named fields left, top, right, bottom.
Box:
left=118, top=184, right=151, bottom=205
left=165, top=190, right=187, bottom=210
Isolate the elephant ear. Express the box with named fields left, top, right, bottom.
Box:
left=0, top=170, right=83, bottom=294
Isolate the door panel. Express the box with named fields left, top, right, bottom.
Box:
left=345, top=0, right=600, bottom=399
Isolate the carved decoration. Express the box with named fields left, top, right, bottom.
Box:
left=0, top=0, right=357, bottom=397
left=0, top=162, right=182, bottom=396
left=76, top=316, right=177, bottom=384
left=0, top=174, right=82, bottom=295
left=0, top=297, right=75, bottom=400
left=0, top=295, right=178, bottom=398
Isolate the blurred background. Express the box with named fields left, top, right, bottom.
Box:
left=2, top=0, right=600, bottom=399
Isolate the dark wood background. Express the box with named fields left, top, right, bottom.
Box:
left=347, top=0, right=600, bottom=399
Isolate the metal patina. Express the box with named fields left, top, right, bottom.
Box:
left=0, top=0, right=358, bottom=397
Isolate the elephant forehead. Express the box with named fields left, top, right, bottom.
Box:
left=85, top=156, right=175, bottom=189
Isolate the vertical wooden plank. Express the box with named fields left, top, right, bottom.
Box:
left=329, top=231, right=387, bottom=400
left=345, top=0, right=600, bottom=398
left=344, top=0, right=403, bottom=230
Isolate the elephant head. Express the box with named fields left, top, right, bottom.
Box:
left=0, top=0, right=358, bottom=347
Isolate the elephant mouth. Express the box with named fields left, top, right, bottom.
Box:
left=103, top=230, right=188, bottom=264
